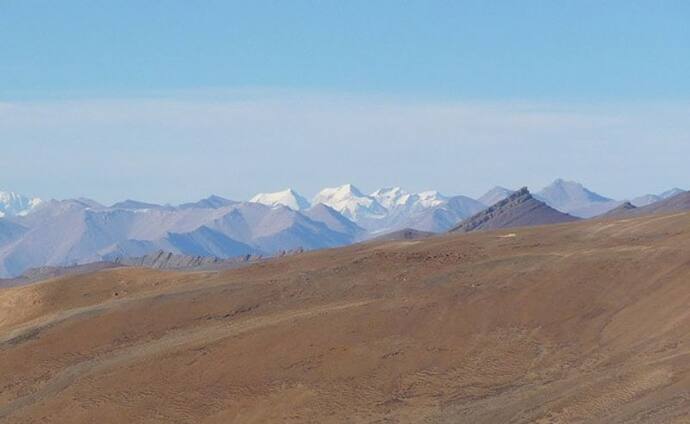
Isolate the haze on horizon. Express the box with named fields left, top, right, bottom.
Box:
left=2, top=1, right=689, bottom=204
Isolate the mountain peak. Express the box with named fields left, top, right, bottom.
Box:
left=206, top=194, right=229, bottom=202
left=416, top=190, right=447, bottom=207
left=313, top=185, right=385, bottom=221
left=314, top=184, right=364, bottom=200
left=111, top=200, right=166, bottom=210
left=371, top=186, right=406, bottom=197
left=478, top=186, right=514, bottom=206
left=545, top=178, right=585, bottom=191
left=250, top=188, right=310, bottom=211
left=451, top=187, right=578, bottom=233
left=370, top=187, right=412, bottom=209
left=179, top=195, right=236, bottom=210
left=660, top=188, right=685, bottom=199
left=0, top=190, right=43, bottom=217
left=332, top=184, right=364, bottom=197
left=536, top=179, right=616, bottom=218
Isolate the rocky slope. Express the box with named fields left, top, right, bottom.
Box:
left=451, top=187, right=579, bottom=233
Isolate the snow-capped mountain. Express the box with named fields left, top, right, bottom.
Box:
left=250, top=188, right=310, bottom=211
left=370, top=187, right=413, bottom=209
left=371, top=187, right=447, bottom=213
left=535, top=179, right=621, bottom=218
left=416, top=191, right=448, bottom=208
left=0, top=191, right=43, bottom=218
left=2, top=181, right=686, bottom=279
left=478, top=186, right=514, bottom=207
left=397, top=195, right=486, bottom=233
left=310, top=185, right=485, bottom=234
left=367, top=188, right=483, bottom=233
left=312, top=184, right=387, bottom=221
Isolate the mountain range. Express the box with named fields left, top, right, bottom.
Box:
left=630, top=188, right=685, bottom=207
left=606, top=190, right=690, bottom=218
left=0, top=197, right=358, bottom=277
left=0, top=181, right=686, bottom=277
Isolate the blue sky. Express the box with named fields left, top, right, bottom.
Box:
left=1, top=1, right=689, bottom=203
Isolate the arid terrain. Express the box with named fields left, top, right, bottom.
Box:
left=2, top=212, right=690, bottom=423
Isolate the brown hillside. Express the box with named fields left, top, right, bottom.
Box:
left=2, top=213, right=690, bottom=423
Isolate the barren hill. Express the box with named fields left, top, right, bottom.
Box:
left=2, top=212, right=690, bottom=422
left=450, top=187, right=579, bottom=233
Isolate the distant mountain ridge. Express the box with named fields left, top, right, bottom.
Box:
left=631, top=188, right=685, bottom=207
left=0, top=199, right=359, bottom=277
left=0, top=181, right=687, bottom=278
left=605, top=190, right=690, bottom=219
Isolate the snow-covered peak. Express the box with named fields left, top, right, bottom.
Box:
left=416, top=190, right=448, bottom=208
left=0, top=191, right=43, bottom=218
left=313, top=184, right=386, bottom=221
left=250, top=188, right=310, bottom=211
left=370, top=187, right=412, bottom=209
left=371, top=188, right=447, bottom=210
left=317, top=184, right=366, bottom=199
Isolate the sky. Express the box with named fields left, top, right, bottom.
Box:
left=1, top=1, right=689, bottom=204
